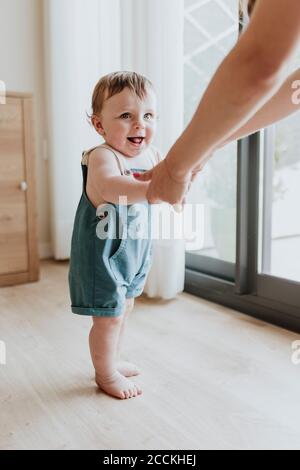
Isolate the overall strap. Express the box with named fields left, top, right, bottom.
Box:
left=81, top=160, right=88, bottom=193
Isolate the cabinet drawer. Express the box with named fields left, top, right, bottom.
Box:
left=0, top=94, right=39, bottom=285
left=0, top=99, right=28, bottom=275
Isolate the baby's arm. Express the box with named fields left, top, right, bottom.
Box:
left=88, top=147, right=149, bottom=205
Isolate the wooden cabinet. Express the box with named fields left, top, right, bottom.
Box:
left=0, top=92, right=39, bottom=286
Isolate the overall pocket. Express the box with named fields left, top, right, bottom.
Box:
left=108, top=204, right=150, bottom=285
left=108, top=215, right=135, bottom=285
left=108, top=238, right=136, bottom=285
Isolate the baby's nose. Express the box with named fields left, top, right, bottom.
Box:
left=134, top=119, right=145, bottom=128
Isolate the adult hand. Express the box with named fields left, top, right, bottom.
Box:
left=134, top=159, right=192, bottom=205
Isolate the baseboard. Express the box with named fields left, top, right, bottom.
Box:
left=39, top=242, right=53, bottom=260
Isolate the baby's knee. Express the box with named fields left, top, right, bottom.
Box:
left=92, top=314, right=123, bottom=328
left=125, top=298, right=134, bottom=312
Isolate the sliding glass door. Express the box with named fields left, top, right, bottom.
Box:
left=257, top=115, right=300, bottom=307
left=184, top=0, right=239, bottom=281
left=184, top=0, right=300, bottom=330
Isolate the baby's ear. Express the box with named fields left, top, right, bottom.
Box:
left=92, top=115, right=105, bottom=136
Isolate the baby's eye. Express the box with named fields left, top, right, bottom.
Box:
left=120, top=113, right=131, bottom=119
left=144, top=113, right=154, bottom=120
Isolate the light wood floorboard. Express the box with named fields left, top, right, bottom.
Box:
left=0, top=260, right=300, bottom=450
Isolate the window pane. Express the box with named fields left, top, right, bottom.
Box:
left=259, top=113, right=300, bottom=283
left=258, top=50, right=300, bottom=283
left=184, top=0, right=239, bottom=263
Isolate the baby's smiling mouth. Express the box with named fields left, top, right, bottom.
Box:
left=127, top=137, right=145, bottom=145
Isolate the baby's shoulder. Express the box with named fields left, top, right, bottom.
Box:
left=89, top=145, right=114, bottom=162
left=87, top=145, right=121, bottom=175
left=89, top=144, right=114, bottom=159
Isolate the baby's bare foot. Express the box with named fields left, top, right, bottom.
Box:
left=117, top=361, right=141, bottom=377
left=95, top=371, right=142, bottom=399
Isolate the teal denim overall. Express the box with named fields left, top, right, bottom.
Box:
left=68, top=162, right=152, bottom=317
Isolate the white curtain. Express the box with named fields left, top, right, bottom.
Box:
left=43, top=0, right=121, bottom=259
left=121, top=0, right=185, bottom=299
left=44, top=0, right=185, bottom=299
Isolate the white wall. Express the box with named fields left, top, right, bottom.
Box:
left=0, top=0, right=52, bottom=258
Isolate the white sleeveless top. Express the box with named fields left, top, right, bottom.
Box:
left=81, top=143, right=161, bottom=176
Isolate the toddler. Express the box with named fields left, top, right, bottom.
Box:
left=68, top=71, right=162, bottom=399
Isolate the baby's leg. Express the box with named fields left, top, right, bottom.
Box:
left=116, top=298, right=141, bottom=377
left=89, top=313, right=142, bottom=399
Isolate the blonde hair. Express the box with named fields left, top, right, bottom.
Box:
left=87, top=71, right=153, bottom=122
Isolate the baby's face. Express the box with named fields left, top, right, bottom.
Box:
left=94, top=87, right=157, bottom=157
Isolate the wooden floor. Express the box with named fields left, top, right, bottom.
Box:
left=1, top=260, right=300, bottom=450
